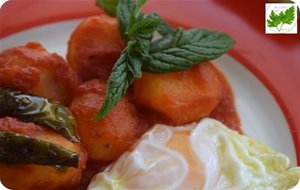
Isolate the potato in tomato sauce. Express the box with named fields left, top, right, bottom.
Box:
left=67, top=15, right=124, bottom=82
left=0, top=42, right=78, bottom=105
left=69, top=80, right=148, bottom=162
left=134, top=62, right=223, bottom=125
left=0, top=117, right=87, bottom=190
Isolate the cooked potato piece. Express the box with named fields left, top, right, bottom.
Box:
left=0, top=42, right=78, bottom=105
left=0, top=117, right=87, bottom=190
left=134, top=62, right=223, bottom=125
left=67, top=15, right=124, bottom=82
left=69, top=80, right=147, bottom=162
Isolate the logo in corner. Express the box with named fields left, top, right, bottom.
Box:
left=0, top=0, right=9, bottom=9
left=289, top=179, right=300, bottom=190
left=0, top=180, right=10, bottom=190
left=265, top=3, right=298, bottom=34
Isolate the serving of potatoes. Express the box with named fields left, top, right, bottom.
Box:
left=0, top=43, right=86, bottom=190
left=0, top=8, right=239, bottom=190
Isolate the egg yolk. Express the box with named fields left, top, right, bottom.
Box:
left=166, top=130, right=205, bottom=190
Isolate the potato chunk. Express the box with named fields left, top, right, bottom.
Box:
left=134, top=62, right=223, bottom=125
left=69, top=80, right=147, bottom=162
left=0, top=42, right=78, bottom=105
left=0, top=117, right=87, bottom=190
left=67, top=15, right=124, bottom=82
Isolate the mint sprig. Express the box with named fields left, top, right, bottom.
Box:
left=95, top=0, right=235, bottom=119
left=95, top=0, right=160, bottom=119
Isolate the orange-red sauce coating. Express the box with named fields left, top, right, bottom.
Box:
left=0, top=15, right=241, bottom=190
left=77, top=64, right=241, bottom=189
left=67, top=15, right=124, bottom=82
left=0, top=42, right=78, bottom=105
left=210, top=66, right=241, bottom=132
left=134, top=63, right=223, bottom=126
left=69, top=80, right=148, bottom=162
left=133, top=63, right=241, bottom=132
left=0, top=117, right=87, bottom=190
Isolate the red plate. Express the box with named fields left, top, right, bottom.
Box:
left=1, top=0, right=299, bottom=163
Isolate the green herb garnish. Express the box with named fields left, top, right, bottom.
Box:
left=156, top=19, right=175, bottom=36
left=267, top=6, right=295, bottom=32
left=94, top=0, right=161, bottom=119
left=95, top=0, right=235, bottom=119
left=144, top=28, right=234, bottom=73
left=0, top=132, right=79, bottom=169
left=96, top=0, right=119, bottom=16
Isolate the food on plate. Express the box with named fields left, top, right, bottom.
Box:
left=88, top=118, right=300, bottom=190
left=0, top=87, right=79, bottom=142
left=0, top=42, right=78, bottom=105
left=134, top=62, right=223, bottom=125
left=67, top=15, right=124, bottom=82
left=0, top=84, right=86, bottom=190
left=69, top=80, right=147, bottom=162
left=0, top=0, right=298, bottom=189
left=90, top=0, right=235, bottom=120
left=0, top=117, right=87, bottom=190
left=210, top=69, right=241, bottom=131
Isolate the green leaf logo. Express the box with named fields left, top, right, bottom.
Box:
left=267, top=5, right=296, bottom=32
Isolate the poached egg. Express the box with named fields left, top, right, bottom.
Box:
left=88, top=118, right=300, bottom=190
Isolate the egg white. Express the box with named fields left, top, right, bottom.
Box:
left=88, top=118, right=300, bottom=190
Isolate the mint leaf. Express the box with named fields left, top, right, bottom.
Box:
left=95, top=40, right=147, bottom=119
left=126, top=39, right=149, bottom=78
left=94, top=45, right=133, bottom=119
left=157, top=20, right=175, bottom=36
left=267, top=10, right=281, bottom=28
left=127, top=55, right=142, bottom=78
left=116, top=0, right=134, bottom=41
left=129, top=0, right=148, bottom=26
left=127, top=13, right=161, bottom=39
left=281, top=6, right=295, bottom=24
left=116, top=0, right=172, bottom=43
left=96, top=0, right=119, bottom=16
left=117, top=0, right=154, bottom=41
left=143, top=29, right=235, bottom=73
left=132, top=0, right=148, bottom=13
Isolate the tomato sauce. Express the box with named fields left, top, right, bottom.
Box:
left=210, top=66, right=242, bottom=133
left=134, top=64, right=241, bottom=133
left=78, top=63, right=241, bottom=189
